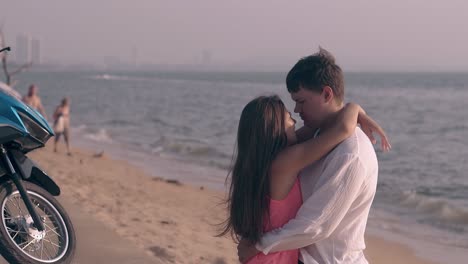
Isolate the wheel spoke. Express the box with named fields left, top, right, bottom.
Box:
left=8, top=197, right=22, bottom=213
left=6, top=227, right=27, bottom=235
left=41, top=238, right=44, bottom=259
left=43, top=237, right=60, bottom=248
left=14, top=197, right=25, bottom=216
left=21, top=239, right=35, bottom=250
left=11, top=230, right=22, bottom=240
left=44, top=223, right=62, bottom=237
left=43, top=241, right=53, bottom=259
left=17, top=240, right=29, bottom=247
left=46, top=226, right=59, bottom=234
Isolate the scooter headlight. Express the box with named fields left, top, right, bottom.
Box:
left=17, top=112, right=52, bottom=144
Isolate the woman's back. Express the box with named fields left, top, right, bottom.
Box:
left=246, top=178, right=302, bottom=264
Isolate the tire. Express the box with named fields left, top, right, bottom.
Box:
left=0, top=181, right=76, bottom=264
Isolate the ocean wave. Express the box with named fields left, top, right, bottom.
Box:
left=163, top=142, right=229, bottom=158
left=145, top=139, right=231, bottom=171
left=72, top=124, right=88, bottom=132
left=89, top=74, right=146, bottom=82
left=399, top=190, right=468, bottom=226
left=150, top=117, right=171, bottom=127
left=103, top=119, right=137, bottom=126
left=83, top=128, right=113, bottom=143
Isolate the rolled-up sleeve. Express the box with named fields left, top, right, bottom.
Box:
left=256, top=154, right=366, bottom=254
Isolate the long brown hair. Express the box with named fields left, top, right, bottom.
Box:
left=219, top=95, right=288, bottom=243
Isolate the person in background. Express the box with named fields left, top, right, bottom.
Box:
left=22, top=84, right=47, bottom=120
left=53, top=97, right=72, bottom=156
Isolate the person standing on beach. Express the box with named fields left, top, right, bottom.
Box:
left=237, top=48, right=387, bottom=264
left=22, top=84, right=47, bottom=120
left=53, top=97, right=72, bottom=156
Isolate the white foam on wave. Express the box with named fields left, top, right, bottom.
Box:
left=83, top=128, right=113, bottom=143
left=89, top=74, right=132, bottom=81
left=400, top=190, right=468, bottom=225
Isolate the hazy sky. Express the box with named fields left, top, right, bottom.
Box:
left=2, top=0, right=468, bottom=71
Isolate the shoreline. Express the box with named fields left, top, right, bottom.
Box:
left=29, top=143, right=445, bottom=264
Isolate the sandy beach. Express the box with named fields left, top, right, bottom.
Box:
left=25, top=144, right=440, bottom=264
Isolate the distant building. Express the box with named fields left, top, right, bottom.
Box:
left=31, top=38, right=41, bottom=64
left=14, top=35, right=41, bottom=65
left=131, top=46, right=138, bottom=67
left=16, top=34, right=31, bottom=64
left=202, top=50, right=212, bottom=65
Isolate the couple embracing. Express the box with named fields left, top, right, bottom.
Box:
left=220, top=48, right=391, bottom=264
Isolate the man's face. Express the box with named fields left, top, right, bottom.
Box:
left=290, top=86, right=327, bottom=129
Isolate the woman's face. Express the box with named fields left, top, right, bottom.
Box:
left=285, top=111, right=297, bottom=145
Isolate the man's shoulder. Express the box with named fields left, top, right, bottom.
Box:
left=326, top=128, right=377, bottom=164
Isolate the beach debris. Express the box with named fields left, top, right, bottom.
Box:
left=93, top=150, right=105, bottom=158
left=148, top=246, right=175, bottom=261
left=166, top=179, right=182, bottom=186
left=160, top=220, right=176, bottom=225
left=200, top=186, right=205, bottom=190
left=213, top=257, right=227, bottom=264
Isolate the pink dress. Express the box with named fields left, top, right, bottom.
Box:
left=246, top=178, right=303, bottom=264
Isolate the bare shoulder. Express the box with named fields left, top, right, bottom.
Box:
left=269, top=167, right=298, bottom=200
left=270, top=150, right=300, bottom=200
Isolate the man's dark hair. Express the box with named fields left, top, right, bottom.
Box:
left=286, top=47, right=345, bottom=102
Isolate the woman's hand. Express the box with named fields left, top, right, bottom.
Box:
left=357, top=111, right=391, bottom=152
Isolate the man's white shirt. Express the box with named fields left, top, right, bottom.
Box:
left=256, top=127, right=378, bottom=264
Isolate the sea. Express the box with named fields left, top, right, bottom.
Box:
left=12, top=69, right=468, bottom=263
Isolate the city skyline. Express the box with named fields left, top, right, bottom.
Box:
left=3, top=1, right=468, bottom=71
left=12, top=33, right=41, bottom=65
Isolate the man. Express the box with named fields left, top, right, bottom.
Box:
left=23, top=84, right=47, bottom=120
left=238, top=48, right=381, bottom=264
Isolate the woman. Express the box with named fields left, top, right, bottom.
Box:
left=219, top=95, right=390, bottom=263
left=53, top=97, right=72, bottom=156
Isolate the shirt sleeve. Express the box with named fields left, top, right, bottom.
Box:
left=256, top=153, right=367, bottom=254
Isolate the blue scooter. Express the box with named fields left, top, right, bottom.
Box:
left=0, top=46, right=75, bottom=263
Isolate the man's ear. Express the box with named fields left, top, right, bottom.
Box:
left=321, top=86, right=334, bottom=103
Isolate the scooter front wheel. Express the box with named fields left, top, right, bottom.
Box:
left=0, top=181, right=76, bottom=264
